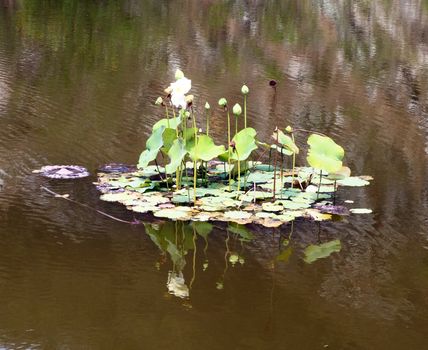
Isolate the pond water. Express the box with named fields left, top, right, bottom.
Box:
left=1, top=0, right=428, bottom=348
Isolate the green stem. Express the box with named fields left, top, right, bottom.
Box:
left=165, top=105, right=170, bottom=128
left=317, top=170, right=323, bottom=200
left=206, top=109, right=210, bottom=136
left=192, top=112, right=198, bottom=203
left=235, top=116, right=238, bottom=136
left=244, top=95, right=247, bottom=128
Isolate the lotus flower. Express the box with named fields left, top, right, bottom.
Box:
left=169, top=75, right=192, bottom=109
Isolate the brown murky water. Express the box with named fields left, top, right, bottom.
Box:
left=1, top=0, right=428, bottom=349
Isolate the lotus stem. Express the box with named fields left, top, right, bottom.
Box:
left=235, top=116, right=238, bottom=136
left=192, top=112, right=198, bottom=203
left=333, top=180, right=337, bottom=205
left=165, top=105, right=170, bottom=128
left=291, top=133, right=296, bottom=189
left=273, top=128, right=279, bottom=200
left=244, top=95, right=247, bottom=128
left=280, top=147, right=284, bottom=198
left=206, top=109, right=210, bottom=136
left=317, top=170, right=323, bottom=200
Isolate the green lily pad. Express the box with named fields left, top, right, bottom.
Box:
left=224, top=211, right=252, bottom=220
left=304, top=240, right=341, bottom=263
left=262, top=202, right=284, bottom=212
left=154, top=207, right=193, bottom=220
left=337, top=177, right=370, bottom=187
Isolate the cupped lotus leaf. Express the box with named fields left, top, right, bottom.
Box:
left=327, top=166, right=351, bottom=181
left=304, top=240, right=341, bottom=264
left=138, top=125, right=166, bottom=169
left=153, top=116, right=182, bottom=130
left=188, top=135, right=226, bottom=162
left=307, top=134, right=344, bottom=173
left=350, top=208, right=373, bottom=214
left=224, top=211, right=252, bottom=220
left=165, top=138, right=188, bottom=174
left=272, top=129, right=299, bottom=154
left=270, top=144, right=293, bottom=156
left=161, top=128, right=178, bottom=153
left=337, top=177, right=370, bottom=187
left=262, top=202, right=284, bottom=212
left=227, top=128, right=258, bottom=161
left=305, top=209, right=332, bottom=221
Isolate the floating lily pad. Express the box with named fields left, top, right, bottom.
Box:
left=224, top=211, right=252, bottom=220
left=262, top=202, right=284, bottom=212
left=337, top=177, right=370, bottom=187
left=350, top=208, right=373, bottom=214
left=37, top=165, right=90, bottom=179
left=305, top=209, right=332, bottom=221
left=154, top=207, right=194, bottom=220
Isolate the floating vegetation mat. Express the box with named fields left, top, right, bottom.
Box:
left=96, top=163, right=372, bottom=228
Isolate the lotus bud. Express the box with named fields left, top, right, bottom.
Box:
left=175, top=69, right=185, bottom=80
left=185, top=95, right=194, bottom=104
left=155, top=97, right=163, bottom=105
left=241, top=84, right=249, bottom=95
left=218, top=97, right=227, bottom=107
left=205, top=102, right=210, bottom=110
left=184, top=111, right=191, bottom=118
left=232, top=103, right=242, bottom=116
left=285, top=125, right=293, bottom=133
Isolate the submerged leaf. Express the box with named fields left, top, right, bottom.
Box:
left=304, top=240, right=341, bottom=263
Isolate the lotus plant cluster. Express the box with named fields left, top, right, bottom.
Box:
left=138, top=69, right=352, bottom=204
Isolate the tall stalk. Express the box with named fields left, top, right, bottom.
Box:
left=227, top=110, right=232, bottom=191
left=192, top=111, right=198, bottom=203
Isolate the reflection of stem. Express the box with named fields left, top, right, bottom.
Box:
left=291, top=133, right=296, bottom=189
left=190, top=227, right=197, bottom=290
left=219, top=230, right=231, bottom=288
left=227, top=110, right=231, bottom=191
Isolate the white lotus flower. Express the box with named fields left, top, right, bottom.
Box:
left=169, top=77, right=192, bottom=109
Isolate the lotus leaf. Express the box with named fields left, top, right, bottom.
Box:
left=307, top=134, right=344, bottom=173
left=328, top=166, right=351, bottom=181
left=275, top=200, right=311, bottom=210
left=272, top=129, right=299, bottom=154
left=262, top=202, right=284, bottom=212
left=154, top=207, right=194, bottom=220
left=229, top=128, right=258, bottom=161
left=161, top=128, right=178, bottom=154
left=138, top=125, right=166, bottom=169
left=165, top=138, right=188, bottom=174
left=188, top=135, right=226, bottom=162
left=224, top=211, right=252, bottom=220
left=153, top=116, right=181, bottom=130
left=305, top=209, right=332, bottom=221
left=228, top=223, right=254, bottom=241
left=337, top=177, right=370, bottom=187
left=246, top=171, right=274, bottom=184
left=304, top=240, right=341, bottom=263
